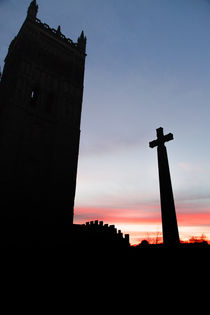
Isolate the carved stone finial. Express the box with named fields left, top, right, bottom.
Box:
left=77, top=30, right=87, bottom=51
left=27, top=0, right=38, bottom=19
left=57, top=25, right=61, bottom=34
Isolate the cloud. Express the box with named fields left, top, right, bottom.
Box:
left=179, top=162, right=203, bottom=173
left=75, top=205, right=210, bottom=226
left=79, top=137, right=140, bottom=157
left=74, top=205, right=161, bottom=225
left=175, top=192, right=210, bottom=207
left=74, top=205, right=210, bottom=245
left=177, top=211, right=210, bottom=226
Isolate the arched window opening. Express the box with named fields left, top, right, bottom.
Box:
left=30, top=88, right=38, bottom=106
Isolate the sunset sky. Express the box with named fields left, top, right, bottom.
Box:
left=1, top=0, right=210, bottom=244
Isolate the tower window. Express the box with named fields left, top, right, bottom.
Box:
left=30, top=88, right=38, bottom=106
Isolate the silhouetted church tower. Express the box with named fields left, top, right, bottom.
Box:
left=0, top=1, right=86, bottom=246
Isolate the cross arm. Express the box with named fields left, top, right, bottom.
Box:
left=164, top=133, right=174, bottom=142
left=149, top=139, right=158, bottom=148
left=149, top=132, right=174, bottom=148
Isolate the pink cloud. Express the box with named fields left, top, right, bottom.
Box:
left=179, top=162, right=203, bottom=173
left=74, top=205, right=161, bottom=225
left=74, top=205, right=210, bottom=245
left=74, top=205, right=210, bottom=226
left=177, top=211, right=210, bottom=226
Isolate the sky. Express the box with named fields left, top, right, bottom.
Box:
left=1, top=0, right=210, bottom=244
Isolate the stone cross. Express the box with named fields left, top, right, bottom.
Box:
left=149, top=127, right=180, bottom=246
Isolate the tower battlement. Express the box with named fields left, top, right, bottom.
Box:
left=6, top=0, right=86, bottom=62
left=26, top=0, right=86, bottom=55
left=29, top=17, right=87, bottom=54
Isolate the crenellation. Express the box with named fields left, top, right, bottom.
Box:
left=33, top=18, right=84, bottom=54
left=79, top=220, right=130, bottom=247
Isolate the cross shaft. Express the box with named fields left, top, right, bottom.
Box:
left=149, top=127, right=180, bottom=246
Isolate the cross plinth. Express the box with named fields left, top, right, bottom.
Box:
left=150, top=127, right=180, bottom=247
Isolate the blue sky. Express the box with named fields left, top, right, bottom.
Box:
left=1, top=0, right=210, bottom=243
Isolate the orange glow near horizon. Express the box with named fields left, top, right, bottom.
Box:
left=74, top=206, right=210, bottom=245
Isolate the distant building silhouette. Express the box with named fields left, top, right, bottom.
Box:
left=0, top=0, right=86, bottom=247
left=73, top=221, right=130, bottom=250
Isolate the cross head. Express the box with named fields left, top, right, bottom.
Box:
left=149, top=127, right=173, bottom=148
